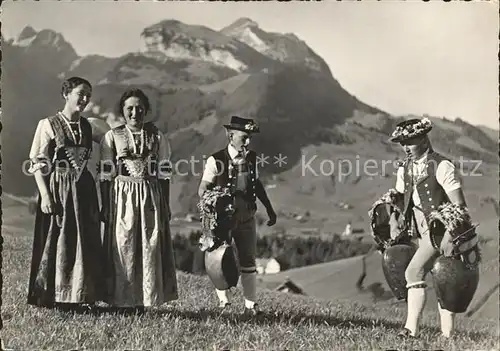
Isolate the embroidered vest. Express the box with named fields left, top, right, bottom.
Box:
left=403, top=151, right=451, bottom=222
left=110, top=122, right=164, bottom=178
left=212, top=147, right=257, bottom=204
left=47, top=114, right=93, bottom=172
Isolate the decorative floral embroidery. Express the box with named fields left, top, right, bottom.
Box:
left=122, top=158, right=149, bottom=178
left=111, top=123, right=161, bottom=179
left=64, top=147, right=89, bottom=173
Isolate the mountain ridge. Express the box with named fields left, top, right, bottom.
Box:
left=1, top=21, right=497, bottom=217
left=220, top=17, right=331, bottom=75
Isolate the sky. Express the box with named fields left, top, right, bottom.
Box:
left=2, top=0, right=499, bottom=130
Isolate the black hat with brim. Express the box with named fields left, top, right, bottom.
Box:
left=223, top=116, right=260, bottom=133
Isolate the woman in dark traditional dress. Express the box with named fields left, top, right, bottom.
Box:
left=27, top=77, right=103, bottom=310
left=98, top=88, right=178, bottom=311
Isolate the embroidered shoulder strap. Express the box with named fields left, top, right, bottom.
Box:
left=111, top=125, right=130, bottom=159
left=47, top=115, right=67, bottom=150
left=111, top=123, right=161, bottom=159
left=79, top=117, right=93, bottom=151
left=143, top=122, right=160, bottom=156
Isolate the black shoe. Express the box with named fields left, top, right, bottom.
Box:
left=243, top=304, right=262, bottom=317
left=55, top=303, right=75, bottom=313
left=218, top=301, right=231, bottom=309
left=79, top=303, right=96, bottom=314
left=397, top=328, right=416, bottom=339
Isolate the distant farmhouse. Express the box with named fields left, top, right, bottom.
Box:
left=256, top=257, right=281, bottom=275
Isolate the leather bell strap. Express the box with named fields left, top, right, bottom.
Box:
left=454, top=235, right=479, bottom=255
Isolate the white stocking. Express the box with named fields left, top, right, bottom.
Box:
left=241, top=272, right=257, bottom=308
left=215, top=288, right=229, bottom=305
left=438, top=302, right=455, bottom=337
left=404, top=287, right=426, bottom=336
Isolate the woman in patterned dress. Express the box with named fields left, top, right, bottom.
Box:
left=27, top=76, right=103, bottom=310
left=98, top=88, right=178, bottom=311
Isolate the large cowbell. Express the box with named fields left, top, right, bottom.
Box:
left=370, top=203, right=394, bottom=250
left=204, top=234, right=240, bottom=290
left=429, top=219, right=480, bottom=313
left=382, top=243, right=417, bottom=300
left=370, top=201, right=417, bottom=300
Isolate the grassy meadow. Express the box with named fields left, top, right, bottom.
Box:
left=0, top=196, right=499, bottom=350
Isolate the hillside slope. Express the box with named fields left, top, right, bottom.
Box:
left=0, top=213, right=498, bottom=350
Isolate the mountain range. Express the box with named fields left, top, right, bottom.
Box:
left=1, top=18, right=498, bottom=218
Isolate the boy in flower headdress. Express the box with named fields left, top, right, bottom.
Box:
left=387, top=117, right=471, bottom=338
left=198, top=116, right=277, bottom=316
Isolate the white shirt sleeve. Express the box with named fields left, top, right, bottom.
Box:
left=29, top=119, right=55, bottom=160
left=395, top=167, right=405, bottom=193
left=98, top=130, right=116, bottom=181
left=28, top=118, right=55, bottom=173
left=201, top=156, right=218, bottom=183
left=436, top=160, right=462, bottom=193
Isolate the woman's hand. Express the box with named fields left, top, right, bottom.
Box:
left=40, top=193, right=54, bottom=214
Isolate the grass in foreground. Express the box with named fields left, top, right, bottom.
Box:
left=1, top=232, right=498, bottom=350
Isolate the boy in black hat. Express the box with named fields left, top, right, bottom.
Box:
left=388, top=117, right=469, bottom=338
left=198, top=116, right=277, bottom=315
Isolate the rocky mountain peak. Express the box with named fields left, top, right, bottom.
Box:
left=220, top=17, right=260, bottom=34
left=220, top=18, right=330, bottom=75
left=9, top=27, right=78, bottom=79
left=141, top=19, right=235, bottom=48
left=14, top=26, right=77, bottom=58
left=35, top=29, right=70, bottom=49
left=139, top=19, right=275, bottom=73
left=17, top=26, right=37, bottom=41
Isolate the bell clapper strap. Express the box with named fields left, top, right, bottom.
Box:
left=451, top=224, right=480, bottom=243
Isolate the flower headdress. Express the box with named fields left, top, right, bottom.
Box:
left=389, top=117, right=432, bottom=143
